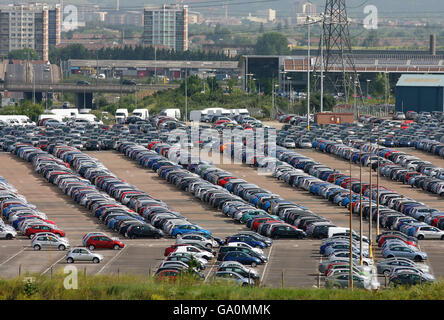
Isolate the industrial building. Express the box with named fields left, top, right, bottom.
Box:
left=395, top=74, right=444, bottom=113
left=241, top=50, right=444, bottom=96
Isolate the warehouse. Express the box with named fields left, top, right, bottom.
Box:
left=395, top=74, right=444, bottom=113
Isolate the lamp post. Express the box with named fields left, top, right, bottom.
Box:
left=349, top=150, right=353, bottom=289
left=246, top=73, right=254, bottom=94
left=307, top=15, right=311, bottom=131
left=359, top=143, right=363, bottom=266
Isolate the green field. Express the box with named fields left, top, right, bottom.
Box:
left=1, top=273, right=444, bottom=300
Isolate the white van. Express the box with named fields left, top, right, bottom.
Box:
left=160, top=108, right=181, bottom=120
left=132, top=109, right=149, bottom=120
left=115, top=108, right=128, bottom=124
left=75, top=113, right=103, bottom=125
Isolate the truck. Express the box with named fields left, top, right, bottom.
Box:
left=115, top=108, right=128, bottom=124
left=132, top=109, right=149, bottom=120
left=75, top=113, right=103, bottom=125
left=160, top=108, right=181, bottom=120
left=49, top=108, right=79, bottom=120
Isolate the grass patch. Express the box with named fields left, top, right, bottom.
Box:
left=1, top=272, right=444, bottom=300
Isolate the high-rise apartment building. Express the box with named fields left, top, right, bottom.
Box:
left=143, top=4, right=188, bottom=51
left=0, top=3, right=60, bottom=61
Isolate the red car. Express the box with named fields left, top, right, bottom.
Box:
left=164, top=244, right=187, bottom=256
left=86, top=235, right=125, bottom=250
left=24, top=224, right=65, bottom=239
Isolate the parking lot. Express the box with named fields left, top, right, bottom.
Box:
left=0, top=153, right=174, bottom=277
left=297, top=148, right=444, bottom=280
left=1, top=114, right=443, bottom=289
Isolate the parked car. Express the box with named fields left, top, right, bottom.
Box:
left=66, top=247, right=103, bottom=263
left=85, top=234, right=125, bottom=250
left=220, top=251, right=262, bottom=267
left=214, top=271, right=255, bottom=286
left=31, top=233, right=70, bottom=251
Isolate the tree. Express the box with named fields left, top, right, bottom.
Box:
left=179, top=75, right=203, bottom=96
left=255, top=32, right=290, bottom=55
left=362, top=30, right=379, bottom=47
left=302, top=93, right=336, bottom=112
left=372, top=73, right=388, bottom=98
left=8, top=48, right=39, bottom=60
left=259, top=23, right=264, bottom=33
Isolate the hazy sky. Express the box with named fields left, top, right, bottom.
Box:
left=2, top=0, right=444, bottom=17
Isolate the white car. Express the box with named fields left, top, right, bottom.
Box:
left=176, top=233, right=218, bottom=248
left=0, top=225, right=17, bottom=239
left=227, top=242, right=264, bottom=255
left=168, top=252, right=208, bottom=266
left=413, top=226, right=444, bottom=240
left=173, top=245, right=214, bottom=261
left=218, top=261, right=260, bottom=279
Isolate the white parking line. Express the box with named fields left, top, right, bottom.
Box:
left=96, top=246, right=127, bottom=274
left=260, top=244, right=274, bottom=284
left=41, top=255, right=65, bottom=275
left=0, top=248, right=25, bottom=267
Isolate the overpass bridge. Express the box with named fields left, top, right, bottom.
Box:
left=0, top=83, right=179, bottom=107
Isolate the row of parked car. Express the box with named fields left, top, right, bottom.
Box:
left=415, top=139, right=444, bottom=159
left=11, top=143, right=165, bottom=242
left=0, top=176, right=26, bottom=240
left=319, top=230, right=434, bottom=288
left=153, top=141, right=315, bottom=239
left=156, top=232, right=270, bottom=285
left=359, top=142, right=444, bottom=192
left=49, top=144, right=212, bottom=239
left=311, top=139, right=444, bottom=236
left=268, top=142, right=444, bottom=242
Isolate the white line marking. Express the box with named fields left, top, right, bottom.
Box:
left=96, top=246, right=127, bottom=274
left=41, top=255, right=65, bottom=275
left=260, top=244, right=274, bottom=283
left=0, top=248, right=25, bottom=267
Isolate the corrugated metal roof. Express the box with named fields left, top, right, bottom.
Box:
left=396, top=74, right=444, bottom=87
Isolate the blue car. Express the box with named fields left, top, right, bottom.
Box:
left=226, top=235, right=266, bottom=249
left=221, top=251, right=262, bottom=267
left=171, top=224, right=212, bottom=237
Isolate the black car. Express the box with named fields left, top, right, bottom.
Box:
left=269, top=225, right=306, bottom=239
left=122, top=79, right=137, bottom=85
left=126, top=224, right=164, bottom=239
left=77, top=80, right=90, bottom=85
left=85, top=140, right=100, bottom=151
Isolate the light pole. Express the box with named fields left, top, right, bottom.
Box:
left=307, top=15, right=311, bottom=131
left=320, top=21, right=324, bottom=113
left=349, top=151, right=353, bottom=289
left=246, top=73, right=254, bottom=94
left=368, top=124, right=373, bottom=259
left=287, top=76, right=292, bottom=109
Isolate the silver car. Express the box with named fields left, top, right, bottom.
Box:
left=31, top=233, right=70, bottom=251
left=377, top=258, right=430, bottom=275
left=66, top=248, right=103, bottom=263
